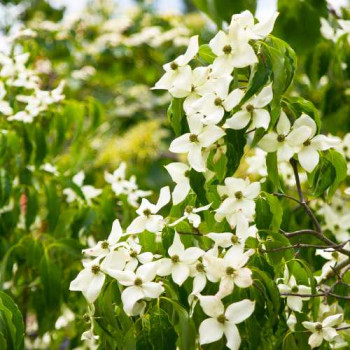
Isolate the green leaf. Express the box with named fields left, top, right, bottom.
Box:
left=34, top=126, right=47, bottom=166
left=0, top=169, right=11, bottom=207
left=282, top=332, right=298, bottom=350
left=325, top=150, right=347, bottom=199
left=189, top=169, right=207, bottom=205
left=198, top=44, right=216, bottom=64
left=266, top=152, right=281, bottom=191
left=225, top=129, right=246, bottom=176
left=256, top=193, right=283, bottom=232
left=0, top=291, right=25, bottom=350
left=310, top=155, right=335, bottom=197
left=168, top=98, right=184, bottom=136
left=285, top=96, right=321, bottom=131
left=161, top=297, right=196, bottom=350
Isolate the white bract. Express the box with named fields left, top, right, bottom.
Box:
left=199, top=296, right=255, bottom=350
left=157, top=232, right=204, bottom=286
left=165, top=162, right=191, bottom=205
left=69, top=258, right=105, bottom=304
left=169, top=115, right=225, bottom=172
left=169, top=203, right=211, bottom=228
left=302, top=314, right=343, bottom=349
left=204, top=245, right=253, bottom=298
left=106, top=263, right=164, bottom=316
left=224, top=84, right=273, bottom=130
left=277, top=267, right=311, bottom=312
left=259, top=111, right=313, bottom=161
left=127, top=186, right=170, bottom=234
left=153, top=35, right=198, bottom=96
left=292, top=114, right=339, bottom=172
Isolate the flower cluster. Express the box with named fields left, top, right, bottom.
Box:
left=70, top=10, right=350, bottom=350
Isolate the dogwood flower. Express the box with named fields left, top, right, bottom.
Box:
left=0, top=82, right=12, bottom=115
left=199, top=296, right=255, bottom=350
left=169, top=203, right=211, bottom=228
left=258, top=111, right=313, bottom=161
left=169, top=115, right=225, bottom=172
left=302, top=314, right=343, bottom=348
left=277, top=267, right=311, bottom=312
left=153, top=35, right=198, bottom=95
left=230, top=10, right=279, bottom=40
left=224, top=84, right=273, bottom=130
left=69, top=257, right=105, bottom=304
left=104, top=162, right=128, bottom=195
left=191, top=76, right=244, bottom=124
left=127, top=186, right=170, bottom=234
left=164, top=162, right=191, bottom=205
left=82, top=219, right=124, bottom=257
left=204, top=245, right=254, bottom=298
left=209, top=24, right=258, bottom=77
left=216, top=177, right=260, bottom=228
left=106, top=263, right=164, bottom=316
left=157, top=232, right=204, bottom=285
left=293, top=114, right=339, bottom=172
left=63, top=171, right=102, bottom=204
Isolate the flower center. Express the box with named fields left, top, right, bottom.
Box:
left=226, top=266, right=236, bottom=275
left=303, top=139, right=311, bottom=146
left=246, top=104, right=254, bottom=112
left=234, top=191, right=243, bottom=199
left=223, top=45, right=232, bottom=54
left=143, top=208, right=152, bottom=217
left=196, top=262, right=205, bottom=272
left=277, top=134, right=285, bottom=142
left=315, top=323, right=323, bottom=331
left=130, top=250, right=138, bottom=258
left=214, top=97, right=223, bottom=106
left=101, top=241, right=109, bottom=249
left=83, top=313, right=90, bottom=323
left=170, top=62, right=178, bottom=70
left=184, top=170, right=191, bottom=177
left=221, top=194, right=228, bottom=201
left=291, top=286, right=299, bottom=293
left=134, top=278, right=143, bottom=286
left=91, top=265, right=100, bottom=274
left=343, top=145, right=348, bottom=152
left=189, top=134, right=198, bottom=143
left=336, top=205, right=342, bottom=212
left=231, top=235, right=238, bottom=244
left=332, top=252, right=339, bottom=259
left=217, top=314, right=227, bottom=324
left=185, top=205, right=193, bottom=213
left=334, top=224, right=340, bottom=231
left=171, top=254, right=180, bottom=263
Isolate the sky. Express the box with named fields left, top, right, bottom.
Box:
left=48, top=0, right=350, bottom=21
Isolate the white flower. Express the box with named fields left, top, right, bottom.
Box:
left=127, top=186, right=170, bottom=234
left=173, top=66, right=210, bottom=100
left=209, top=24, right=258, bottom=77
left=293, top=114, right=339, bottom=172
left=0, top=81, right=12, bottom=115
left=169, top=115, right=225, bottom=172
left=224, top=84, right=273, bottom=130
left=199, top=295, right=255, bottom=350
left=165, top=162, right=191, bottom=205
left=69, top=258, right=105, bottom=304
left=191, top=77, right=244, bottom=124
left=204, top=245, right=254, bottom=298
left=82, top=219, right=124, bottom=257
left=207, top=225, right=258, bottom=248
left=169, top=203, right=211, bottom=228
left=63, top=171, right=102, bottom=204
left=157, top=232, right=204, bottom=286
left=216, top=177, right=260, bottom=228
left=302, top=314, right=343, bottom=348
left=153, top=35, right=198, bottom=95
left=277, top=267, right=311, bottom=312
left=104, top=162, right=128, bottom=195
left=106, top=263, right=164, bottom=316
left=230, top=10, right=279, bottom=40
left=258, top=111, right=313, bottom=161
left=322, top=205, right=350, bottom=242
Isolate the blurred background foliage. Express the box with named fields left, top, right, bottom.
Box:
left=0, top=0, right=349, bottom=348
